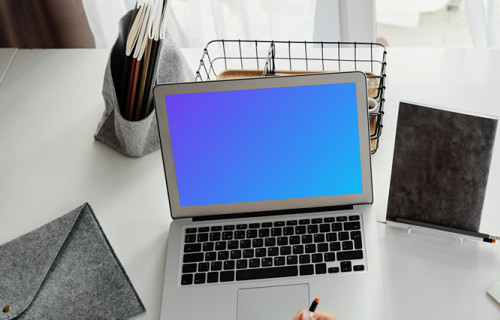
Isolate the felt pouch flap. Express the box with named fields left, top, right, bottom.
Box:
left=0, top=205, right=81, bottom=319
left=0, top=203, right=145, bottom=320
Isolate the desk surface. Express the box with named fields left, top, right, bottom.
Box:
left=1, top=48, right=499, bottom=320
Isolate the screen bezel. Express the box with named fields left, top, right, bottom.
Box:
left=154, top=72, right=373, bottom=219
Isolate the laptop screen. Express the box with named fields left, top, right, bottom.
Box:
left=154, top=72, right=372, bottom=218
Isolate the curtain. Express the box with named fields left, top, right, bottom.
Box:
left=0, top=0, right=95, bottom=48
left=465, top=0, right=500, bottom=47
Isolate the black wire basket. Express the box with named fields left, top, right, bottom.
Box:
left=195, top=40, right=387, bottom=154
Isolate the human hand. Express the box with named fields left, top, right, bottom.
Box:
left=292, top=309, right=338, bottom=320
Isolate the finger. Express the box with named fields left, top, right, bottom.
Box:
left=292, top=309, right=310, bottom=320
left=312, top=310, right=338, bottom=320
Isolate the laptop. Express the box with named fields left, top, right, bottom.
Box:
left=154, top=71, right=386, bottom=320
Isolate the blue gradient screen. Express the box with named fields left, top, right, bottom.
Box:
left=165, top=82, right=362, bottom=207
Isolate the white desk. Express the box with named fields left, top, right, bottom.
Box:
left=1, top=48, right=499, bottom=320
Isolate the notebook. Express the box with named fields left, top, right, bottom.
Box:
left=153, top=72, right=386, bottom=320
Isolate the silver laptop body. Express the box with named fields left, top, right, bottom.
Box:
left=154, top=72, right=386, bottom=320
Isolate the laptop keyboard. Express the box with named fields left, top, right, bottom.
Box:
left=180, top=215, right=365, bottom=285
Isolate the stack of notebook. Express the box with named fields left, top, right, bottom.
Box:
left=120, top=0, right=168, bottom=121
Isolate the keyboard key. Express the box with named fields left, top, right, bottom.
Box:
left=237, top=266, right=298, bottom=281
left=186, top=228, right=197, bottom=234
left=211, top=226, right=222, bottom=231
left=301, top=235, right=313, bottom=244
left=326, top=233, right=337, bottom=242
left=324, top=253, right=335, bottom=262
left=319, top=224, right=331, bottom=233
left=262, top=222, right=273, bottom=228
left=230, top=250, right=242, bottom=259
left=311, top=253, right=323, bottom=263
left=203, top=242, right=215, bottom=251
left=287, top=255, right=298, bottom=265
left=271, top=228, right=282, bottom=237
left=287, top=220, right=298, bottom=226
left=237, top=224, right=248, bottom=230
left=268, top=247, right=279, bottom=256
left=265, top=238, right=276, bottom=247
left=293, top=245, right=304, bottom=255
left=194, top=273, right=206, bottom=284
left=324, top=217, right=335, bottom=223
left=283, top=227, right=294, bottom=235
left=315, top=263, right=327, bottom=274
left=185, top=234, right=196, bottom=243
left=300, top=264, right=314, bottom=275
left=342, top=241, right=354, bottom=251
left=198, top=233, right=209, bottom=242
left=305, top=244, right=316, bottom=253
left=280, top=246, right=292, bottom=255
left=184, top=253, right=204, bottom=263
left=246, top=229, right=258, bottom=238
left=222, top=231, right=233, bottom=240
left=349, top=215, right=360, bottom=221
left=328, top=267, right=339, bottom=273
left=277, top=237, right=288, bottom=246
left=337, top=216, right=347, bottom=222
left=255, top=248, right=267, bottom=257
left=344, top=222, right=361, bottom=231
left=205, top=252, right=216, bottom=261
left=307, top=225, right=318, bottom=234
left=262, top=257, right=273, bottom=267
left=330, top=242, right=341, bottom=251
left=218, top=251, right=229, bottom=260
left=295, top=226, right=306, bottom=235
left=354, top=265, right=365, bottom=271
left=339, top=232, right=349, bottom=241
left=299, top=219, right=310, bottom=225
left=252, top=239, right=264, bottom=248
left=274, top=256, right=285, bottom=266
left=182, top=263, right=197, bottom=273
left=211, top=261, right=222, bottom=271
left=240, top=240, right=251, bottom=249
left=243, top=249, right=254, bottom=258
left=314, top=234, right=325, bottom=243
left=228, top=240, right=239, bottom=249
left=210, top=232, right=221, bottom=241
left=299, top=254, right=311, bottom=264
left=289, top=236, right=300, bottom=245
left=181, top=274, right=193, bottom=285
left=224, top=225, right=235, bottom=231
left=224, top=260, right=235, bottom=270
left=184, top=243, right=202, bottom=253
left=207, top=272, right=218, bottom=283
left=220, top=271, right=234, bottom=282
left=340, top=261, right=352, bottom=272
left=259, top=229, right=270, bottom=237
left=234, top=231, right=245, bottom=239
left=198, top=227, right=210, bottom=232
left=317, top=243, right=329, bottom=252
left=249, top=258, right=260, bottom=268
left=351, top=231, right=363, bottom=249
left=198, top=262, right=209, bottom=272
left=237, top=259, right=248, bottom=269
left=274, top=221, right=285, bottom=227
left=312, top=218, right=323, bottom=224
left=249, top=223, right=260, bottom=229
left=337, top=250, right=363, bottom=261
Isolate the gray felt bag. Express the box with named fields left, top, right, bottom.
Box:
left=0, top=203, right=145, bottom=320
left=94, top=9, right=193, bottom=157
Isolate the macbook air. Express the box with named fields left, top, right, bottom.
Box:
left=154, top=71, right=386, bottom=319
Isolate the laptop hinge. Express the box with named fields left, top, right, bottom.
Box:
left=192, top=205, right=354, bottom=222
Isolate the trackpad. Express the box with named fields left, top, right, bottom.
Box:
left=237, top=284, right=309, bottom=320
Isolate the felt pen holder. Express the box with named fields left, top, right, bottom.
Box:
left=94, top=9, right=192, bottom=157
